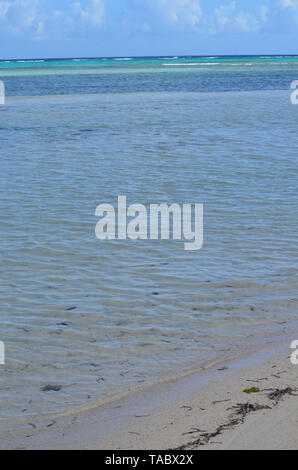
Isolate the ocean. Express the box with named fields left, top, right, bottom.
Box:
left=0, top=56, right=297, bottom=431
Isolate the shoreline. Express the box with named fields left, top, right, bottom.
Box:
left=2, top=328, right=298, bottom=450
left=89, top=340, right=298, bottom=451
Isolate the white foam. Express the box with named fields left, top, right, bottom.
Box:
left=162, top=62, right=221, bottom=66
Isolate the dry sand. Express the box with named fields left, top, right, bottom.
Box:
left=88, top=347, right=298, bottom=451
left=2, top=337, right=297, bottom=450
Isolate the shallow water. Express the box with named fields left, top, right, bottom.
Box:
left=0, top=57, right=297, bottom=430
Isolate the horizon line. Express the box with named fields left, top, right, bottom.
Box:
left=1, top=53, right=297, bottom=62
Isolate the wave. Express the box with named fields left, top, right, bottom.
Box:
left=162, top=62, right=221, bottom=66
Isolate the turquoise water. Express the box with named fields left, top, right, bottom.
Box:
left=0, top=57, right=298, bottom=431
left=2, top=55, right=298, bottom=96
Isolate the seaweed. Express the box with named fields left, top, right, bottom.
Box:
left=174, top=401, right=271, bottom=449
left=172, top=384, right=298, bottom=450
left=40, top=384, right=62, bottom=392
left=267, top=387, right=298, bottom=405
left=233, top=402, right=271, bottom=423
left=243, top=387, right=260, bottom=394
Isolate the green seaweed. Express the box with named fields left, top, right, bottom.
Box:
left=243, top=387, right=260, bottom=394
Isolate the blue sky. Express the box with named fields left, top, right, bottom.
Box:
left=0, top=0, right=297, bottom=59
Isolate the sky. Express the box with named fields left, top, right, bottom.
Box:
left=0, top=0, right=298, bottom=59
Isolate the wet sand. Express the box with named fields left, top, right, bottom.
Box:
left=1, top=334, right=297, bottom=450
left=88, top=345, right=298, bottom=450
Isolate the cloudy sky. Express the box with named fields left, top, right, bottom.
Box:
left=0, top=0, right=297, bottom=59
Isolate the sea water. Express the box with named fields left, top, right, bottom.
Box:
left=0, top=56, right=297, bottom=431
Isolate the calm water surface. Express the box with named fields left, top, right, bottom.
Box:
left=0, top=56, right=297, bottom=430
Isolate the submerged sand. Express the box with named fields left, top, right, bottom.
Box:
left=1, top=336, right=297, bottom=450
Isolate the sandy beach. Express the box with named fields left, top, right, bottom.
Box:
left=2, top=335, right=297, bottom=451
left=89, top=344, right=298, bottom=451
left=2, top=0, right=298, bottom=455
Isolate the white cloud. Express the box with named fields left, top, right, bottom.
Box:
left=0, top=0, right=105, bottom=37
left=0, top=1, right=10, bottom=18
left=260, top=5, right=269, bottom=23
left=258, top=0, right=298, bottom=34
left=235, top=11, right=259, bottom=32
left=123, top=0, right=203, bottom=33
left=278, top=0, right=298, bottom=19
left=0, top=0, right=40, bottom=33
left=279, top=0, right=298, bottom=8
left=69, top=0, right=105, bottom=28
left=214, top=2, right=236, bottom=30
left=212, top=2, right=264, bottom=33
left=161, top=0, right=203, bottom=28
left=0, top=0, right=298, bottom=41
left=123, top=0, right=275, bottom=36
